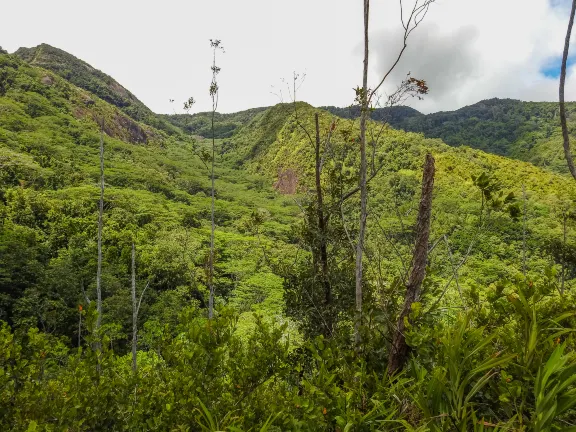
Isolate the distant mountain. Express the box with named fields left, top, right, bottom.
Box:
left=324, top=98, right=576, bottom=174
left=321, top=105, right=423, bottom=124
left=13, top=44, right=269, bottom=140
left=13, top=43, right=180, bottom=135
left=163, top=107, right=269, bottom=139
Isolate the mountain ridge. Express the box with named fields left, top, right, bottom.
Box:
left=12, top=43, right=576, bottom=174
left=324, top=98, right=576, bottom=174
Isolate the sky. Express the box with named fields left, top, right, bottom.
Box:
left=1, top=0, right=575, bottom=114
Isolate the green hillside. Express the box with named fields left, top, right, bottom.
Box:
left=13, top=43, right=181, bottom=135
left=163, top=107, right=269, bottom=139
left=234, top=102, right=575, bottom=292
left=2, top=46, right=576, bottom=430
left=325, top=98, right=576, bottom=174
left=321, top=104, right=423, bottom=125
left=0, top=51, right=297, bottom=336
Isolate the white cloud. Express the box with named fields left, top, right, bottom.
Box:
left=370, top=0, right=576, bottom=113
left=0, top=0, right=574, bottom=114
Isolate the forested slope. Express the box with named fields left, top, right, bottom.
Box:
left=162, top=107, right=269, bottom=139
left=234, top=102, right=575, bottom=301
left=14, top=43, right=181, bottom=135
left=0, top=51, right=297, bottom=340
left=325, top=98, right=576, bottom=174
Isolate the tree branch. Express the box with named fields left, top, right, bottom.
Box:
left=560, top=0, right=576, bottom=181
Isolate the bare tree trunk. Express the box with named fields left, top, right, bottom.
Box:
left=96, top=119, right=104, bottom=348
left=131, top=242, right=137, bottom=371
left=207, top=40, right=223, bottom=320
left=560, top=0, right=576, bottom=181
left=388, top=153, right=435, bottom=375
left=355, top=0, right=370, bottom=346
left=522, top=184, right=527, bottom=277
left=78, top=308, right=82, bottom=348
left=315, top=113, right=332, bottom=335
left=562, top=212, right=567, bottom=295
left=208, top=106, right=216, bottom=319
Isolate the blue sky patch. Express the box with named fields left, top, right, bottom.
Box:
left=550, top=0, right=571, bottom=9
left=540, top=56, right=576, bottom=78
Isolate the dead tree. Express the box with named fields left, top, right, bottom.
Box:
left=284, top=75, right=338, bottom=337
left=388, top=153, right=435, bottom=375
left=560, top=0, right=576, bottom=181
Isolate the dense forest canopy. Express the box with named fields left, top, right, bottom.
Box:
left=324, top=98, right=576, bottom=174
left=1, top=29, right=576, bottom=431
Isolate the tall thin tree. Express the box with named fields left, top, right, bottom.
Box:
left=208, top=39, right=224, bottom=319
left=560, top=0, right=576, bottom=181
left=131, top=242, right=137, bottom=371
left=355, top=0, right=371, bottom=345
left=355, top=0, right=434, bottom=344
left=96, top=118, right=105, bottom=345
left=131, top=242, right=149, bottom=371
left=314, top=113, right=332, bottom=334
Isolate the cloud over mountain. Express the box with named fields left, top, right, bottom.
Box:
left=371, top=0, right=576, bottom=113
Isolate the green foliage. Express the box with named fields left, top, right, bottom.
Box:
left=164, top=107, right=268, bottom=139
left=325, top=98, right=576, bottom=174
left=14, top=43, right=182, bottom=135
left=533, top=343, right=576, bottom=432
left=0, top=51, right=298, bottom=347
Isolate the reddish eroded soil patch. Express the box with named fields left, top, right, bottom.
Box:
left=274, top=168, right=298, bottom=194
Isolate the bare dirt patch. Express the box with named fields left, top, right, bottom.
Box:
left=274, top=168, right=298, bottom=194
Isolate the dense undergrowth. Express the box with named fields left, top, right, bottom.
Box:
left=3, top=282, right=576, bottom=431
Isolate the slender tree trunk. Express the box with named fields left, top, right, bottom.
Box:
left=96, top=119, right=104, bottom=346
left=78, top=309, right=82, bottom=348
left=562, top=213, right=567, bottom=295
left=208, top=102, right=216, bottom=320
left=522, top=184, right=527, bottom=277
left=560, top=0, right=576, bottom=181
left=388, top=153, right=435, bottom=375
left=131, top=242, right=137, bottom=371
left=207, top=41, right=222, bottom=320
left=315, top=113, right=331, bottom=335
left=355, top=0, right=370, bottom=345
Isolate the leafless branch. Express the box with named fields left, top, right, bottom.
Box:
left=371, top=0, right=435, bottom=99
left=341, top=162, right=386, bottom=202
left=136, top=281, right=150, bottom=316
